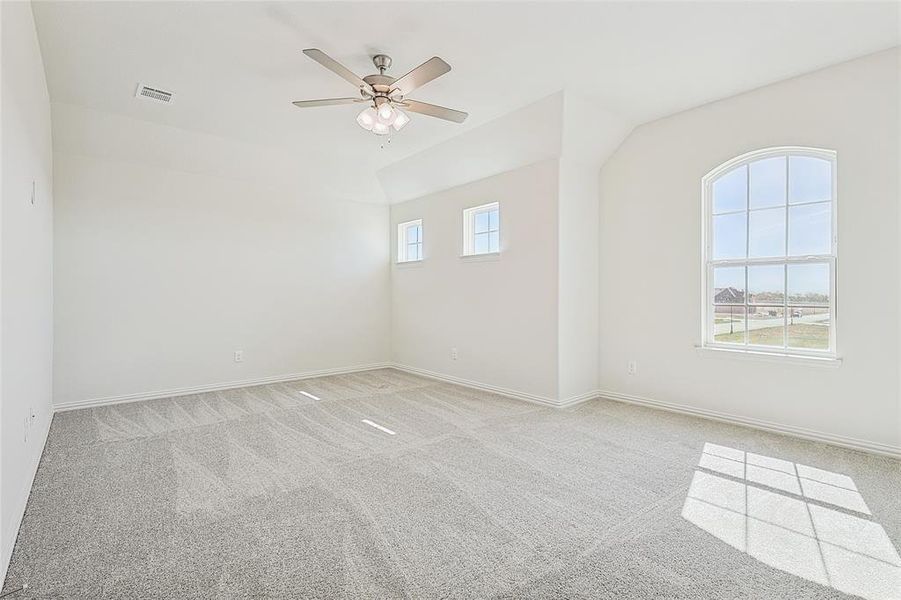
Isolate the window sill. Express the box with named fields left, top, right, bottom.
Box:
left=694, top=345, right=842, bottom=368
left=460, top=252, right=501, bottom=262
left=395, top=259, right=423, bottom=268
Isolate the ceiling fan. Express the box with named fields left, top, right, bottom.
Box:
left=292, top=49, right=468, bottom=135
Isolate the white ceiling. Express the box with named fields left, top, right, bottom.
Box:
left=33, top=1, right=899, bottom=203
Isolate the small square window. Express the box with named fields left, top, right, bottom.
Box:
left=397, top=219, right=422, bottom=263
left=462, top=202, right=499, bottom=256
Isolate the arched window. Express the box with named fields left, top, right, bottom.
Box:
left=702, top=147, right=836, bottom=357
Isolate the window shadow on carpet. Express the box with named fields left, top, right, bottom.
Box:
left=681, top=442, right=900, bottom=600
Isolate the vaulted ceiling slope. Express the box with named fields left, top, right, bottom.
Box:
left=33, top=1, right=900, bottom=204
left=378, top=91, right=634, bottom=202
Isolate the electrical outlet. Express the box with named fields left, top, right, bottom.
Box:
left=234, top=350, right=244, bottom=363
left=627, top=360, right=638, bottom=376
left=451, top=347, right=458, bottom=360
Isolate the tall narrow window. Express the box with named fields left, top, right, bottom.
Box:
left=397, top=219, right=422, bottom=263
left=702, top=147, right=836, bottom=356
left=462, top=202, right=500, bottom=256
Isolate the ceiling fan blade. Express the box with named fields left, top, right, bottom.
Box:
left=400, top=99, right=468, bottom=123
left=292, top=97, right=367, bottom=108
left=302, top=48, right=373, bottom=94
left=390, top=57, right=451, bottom=97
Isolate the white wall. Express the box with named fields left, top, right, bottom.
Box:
left=390, top=160, right=560, bottom=402
left=385, top=92, right=633, bottom=405
left=598, top=49, right=900, bottom=450
left=52, top=105, right=390, bottom=407
left=557, top=158, right=600, bottom=401
left=557, top=93, right=632, bottom=401
left=0, top=0, right=55, bottom=582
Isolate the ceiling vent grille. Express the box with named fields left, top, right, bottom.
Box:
left=135, top=83, right=174, bottom=104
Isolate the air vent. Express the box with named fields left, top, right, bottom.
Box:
left=135, top=83, right=174, bottom=104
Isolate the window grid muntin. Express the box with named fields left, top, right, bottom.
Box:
left=397, top=219, right=423, bottom=263
left=703, top=147, right=836, bottom=357
left=463, top=202, right=500, bottom=256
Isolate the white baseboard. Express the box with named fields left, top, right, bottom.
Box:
left=53, top=362, right=393, bottom=412
left=1, top=410, right=52, bottom=587
left=597, top=389, right=901, bottom=459
left=391, top=364, right=564, bottom=407
left=49, top=361, right=899, bottom=459
left=390, top=363, right=596, bottom=409
left=55, top=360, right=596, bottom=415
left=386, top=371, right=898, bottom=457
left=557, top=389, right=600, bottom=408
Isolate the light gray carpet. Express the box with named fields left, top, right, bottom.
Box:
left=3, top=368, right=899, bottom=599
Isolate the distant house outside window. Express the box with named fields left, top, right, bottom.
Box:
left=397, top=219, right=422, bottom=263
left=462, top=202, right=499, bottom=256
left=702, top=147, right=836, bottom=357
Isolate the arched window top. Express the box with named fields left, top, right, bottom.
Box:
left=703, top=146, right=835, bottom=190
left=701, top=147, right=837, bottom=359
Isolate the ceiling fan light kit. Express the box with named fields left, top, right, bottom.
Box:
left=293, top=49, right=468, bottom=136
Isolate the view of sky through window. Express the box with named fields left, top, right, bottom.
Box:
left=708, top=151, right=834, bottom=352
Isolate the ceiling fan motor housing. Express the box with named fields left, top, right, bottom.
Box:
left=362, top=74, right=398, bottom=104
left=364, top=55, right=402, bottom=104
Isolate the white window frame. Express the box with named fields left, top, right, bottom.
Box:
left=462, top=202, right=500, bottom=256
left=701, top=146, right=837, bottom=359
left=397, top=219, right=423, bottom=263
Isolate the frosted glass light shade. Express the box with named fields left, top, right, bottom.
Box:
left=392, top=109, right=410, bottom=131
left=358, top=103, right=411, bottom=135
left=356, top=107, right=377, bottom=131
left=377, top=103, right=395, bottom=122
